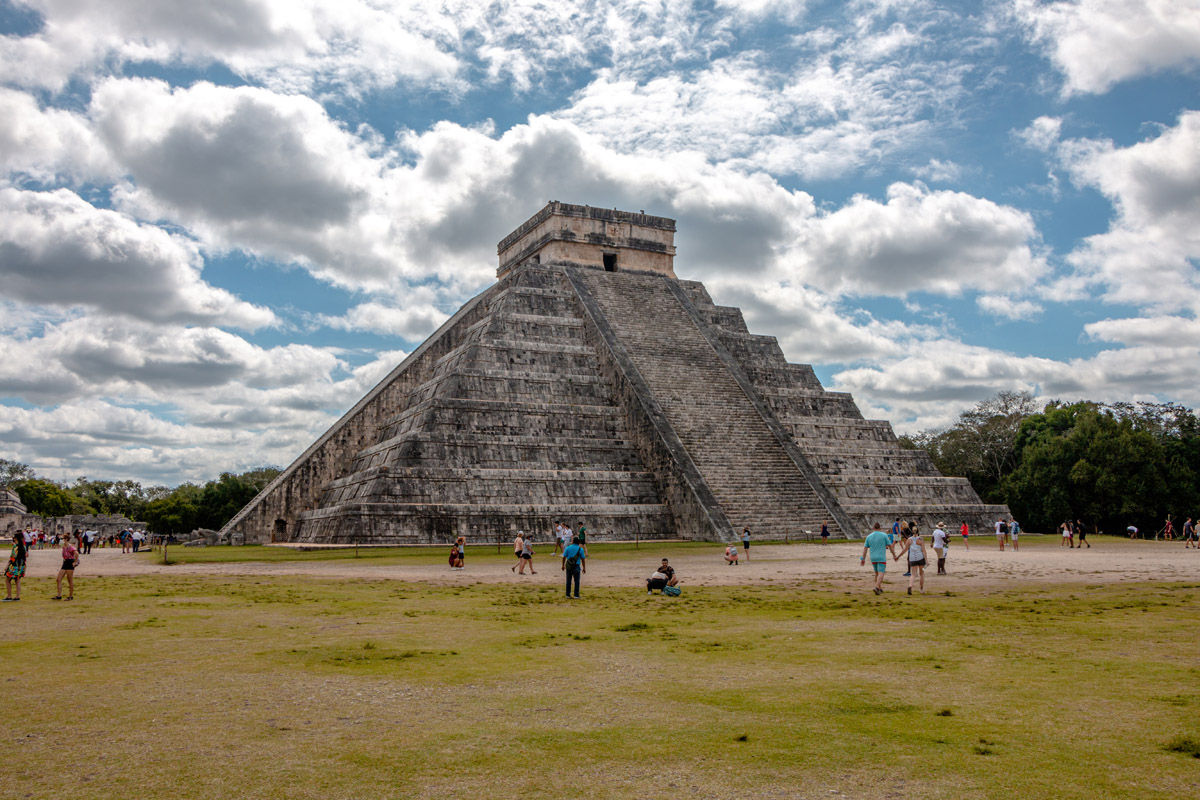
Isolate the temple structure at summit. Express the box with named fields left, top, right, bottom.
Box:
left=222, top=202, right=1008, bottom=544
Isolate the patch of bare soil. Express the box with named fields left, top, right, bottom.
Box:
left=21, top=538, right=1200, bottom=592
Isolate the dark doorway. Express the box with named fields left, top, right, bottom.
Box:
left=603, top=253, right=617, bottom=272
left=273, top=519, right=287, bottom=543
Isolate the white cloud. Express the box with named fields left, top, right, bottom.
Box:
left=0, top=314, right=409, bottom=483
left=1013, top=0, right=1200, bottom=95
left=785, top=182, right=1045, bottom=297
left=0, top=88, right=116, bottom=182
left=317, top=298, right=449, bottom=339
left=0, top=0, right=460, bottom=93
left=1084, top=314, right=1200, bottom=346
left=1058, top=110, right=1200, bottom=311
left=977, top=295, right=1044, bottom=320
left=0, top=186, right=274, bottom=328
left=910, top=158, right=964, bottom=183
left=830, top=334, right=1200, bottom=432
left=1014, top=115, right=1062, bottom=151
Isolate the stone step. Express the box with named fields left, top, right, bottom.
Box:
left=578, top=268, right=842, bottom=535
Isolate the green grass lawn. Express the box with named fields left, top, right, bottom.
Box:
left=3, top=572, right=1197, bottom=799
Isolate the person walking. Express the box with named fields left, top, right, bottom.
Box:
left=899, top=521, right=912, bottom=576
left=932, top=522, right=949, bottom=574
left=820, top=520, right=829, bottom=544
left=960, top=521, right=969, bottom=550
left=561, top=536, right=585, bottom=598
left=1183, top=518, right=1195, bottom=549
left=3, top=532, right=27, bottom=602
left=741, top=527, right=750, bottom=561
left=54, top=536, right=80, bottom=600
left=1061, top=521, right=1072, bottom=547
left=576, top=524, right=588, bottom=555
left=519, top=532, right=536, bottom=575
left=553, top=522, right=565, bottom=555
left=1076, top=519, right=1089, bottom=548
left=861, top=523, right=896, bottom=595
left=511, top=531, right=525, bottom=573
left=895, top=526, right=928, bottom=595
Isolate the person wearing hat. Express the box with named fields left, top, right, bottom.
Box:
left=511, top=531, right=525, bottom=573
left=932, top=522, right=949, bottom=575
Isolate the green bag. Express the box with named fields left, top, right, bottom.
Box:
left=663, top=585, right=681, bottom=597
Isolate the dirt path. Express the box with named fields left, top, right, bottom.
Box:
left=18, top=538, right=1200, bottom=592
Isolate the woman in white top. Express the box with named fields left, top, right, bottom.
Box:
left=895, top=527, right=929, bottom=595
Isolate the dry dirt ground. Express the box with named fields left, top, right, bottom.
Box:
left=21, top=536, right=1200, bottom=592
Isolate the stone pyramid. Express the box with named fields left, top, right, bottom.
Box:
left=223, top=202, right=1008, bottom=544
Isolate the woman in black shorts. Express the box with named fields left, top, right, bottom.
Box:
left=894, top=527, right=928, bottom=595
left=55, top=536, right=80, bottom=600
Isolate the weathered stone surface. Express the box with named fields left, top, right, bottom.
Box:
left=223, top=202, right=1009, bottom=545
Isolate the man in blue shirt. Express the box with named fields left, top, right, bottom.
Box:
left=861, top=523, right=897, bottom=595
left=561, top=536, right=586, bottom=598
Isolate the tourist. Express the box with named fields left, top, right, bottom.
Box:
left=83, top=529, right=95, bottom=554
left=511, top=531, right=524, bottom=572
left=1183, top=518, right=1195, bottom=549
left=54, top=535, right=79, bottom=600
left=1163, top=517, right=1175, bottom=541
left=561, top=536, right=585, bottom=598
left=22, top=528, right=34, bottom=553
left=960, top=521, right=970, bottom=550
left=647, top=558, right=677, bottom=593
left=724, top=543, right=739, bottom=565
left=561, top=524, right=573, bottom=554
left=1076, top=519, right=1090, bottom=549
left=1010, top=518, right=1020, bottom=551
left=448, top=542, right=459, bottom=570
left=891, top=518, right=901, bottom=541
left=861, top=523, right=896, bottom=595
left=1061, top=521, right=1072, bottom=547
left=895, top=525, right=928, bottom=595
left=1126, top=525, right=1138, bottom=540
left=3, top=532, right=26, bottom=602
left=741, top=527, right=750, bottom=561
left=455, top=536, right=466, bottom=569
left=820, top=520, right=829, bottom=544
left=131, top=529, right=144, bottom=552
left=902, top=521, right=916, bottom=576
left=553, top=521, right=565, bottom=555
left=519, top=533, right=536, bottom=575
left=576, top=524, right=588, bottom=555
left=932, top=522, right=949, bottom=575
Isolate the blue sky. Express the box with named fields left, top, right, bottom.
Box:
left=1, top=0, right=1199, bottom=486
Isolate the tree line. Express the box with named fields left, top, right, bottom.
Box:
left=900, top=392, right=1200, bottom=535
left=0, top=460, right=281, bottom=536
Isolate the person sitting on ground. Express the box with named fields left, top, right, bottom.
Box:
left=724, top=544, right=739, bottom=565
left=647, top=558, right=678, bottom=592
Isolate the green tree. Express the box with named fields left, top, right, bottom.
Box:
left=14, top=479, right=93, bottom=516
left=1002, top=402, right=1170, bottom=533
left=911, top=390, right=1041, bottom=502
left=0, top=458, right=35, bottom=488
left=142, top=484, right=203, bottom=536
